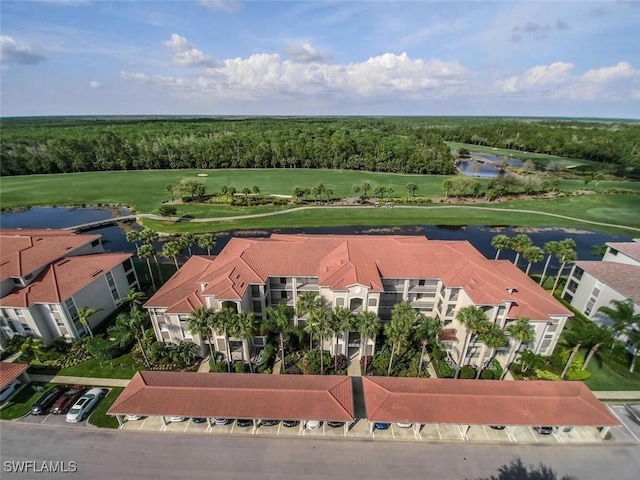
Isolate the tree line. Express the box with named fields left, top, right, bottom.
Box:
left=2, top=116, right=638, bottom=177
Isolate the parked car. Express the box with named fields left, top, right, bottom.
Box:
left=306, top=420, right=321, bottom=430
left=0, top=379, right=21, bottom=403
left=192, top=417, right=207, bottom=424
left=167, top=416, right=186, bottom=423
left=327, top=421, right=344, bottom=428
left=236, top=419, right=254, bottom=427
left=282, top=420, right=299, bottom=428
left=396, top=422, right=413, bottom=428
left=374, top=422, right=391, bottom=430
left=259, top=419, right=279, bottom=426
left=30, top=385, right=67, bottom=415
left=50, top=385, right=86, bottom=415
left=214, top=417, right=229, bottom=425
left=125, top=414, right=144, bottom=421
left=533, top=426, right=554, bottom=435
left=65, top=388, right=105, bottom=423
left=489, top=425, right=506, bottom=430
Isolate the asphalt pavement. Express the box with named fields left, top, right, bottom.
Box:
left=1, top=422, right=639, bottom=480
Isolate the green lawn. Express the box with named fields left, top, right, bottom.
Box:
left=0, top=382, right=54, bottom=420
left=585, top=358, right=640, bottom=391
left=57, top=353, right=140, bottom=379
left=88, top=387, right=123, bottom=429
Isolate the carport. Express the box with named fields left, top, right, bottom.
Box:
left=0, top=362, right=31, bottom=403
left=362, top=377, right=619, bottom=441
left=108, top=371, right=354, bottom=436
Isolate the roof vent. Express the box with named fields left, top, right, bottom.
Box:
left=506, top=287, right=518, bottom=294
left=91, top=269, right=103, bottom=277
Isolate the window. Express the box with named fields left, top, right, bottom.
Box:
left=126, top=271, right=137, bottom=285
left=567, top=280, right=579, bottom=293
left=280, top=291, right=288, bottom=299
left=280, top=277, right=286, bottom=285
left=418, top=280, right=425, bottom=286
left=563, top=292, right=574, bottom=302
left=122, top=258, right=133, bottom=272
left=573, top=267, right=584, bottom=280
left=91, top=239, right=100, bottom=247
left=105, top=271, right=120, bottom=302
left=251, top=285, right=261, bottom=297
left=335, top=297, right=344, bottom=307
left=368, top=298, right=377, bottom=307
left=609, top=249, right=618, bottom=256
left=253, top=301, right=262, bottom=313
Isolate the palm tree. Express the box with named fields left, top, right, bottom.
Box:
left=454, top=306, right=490, bottom=379
left=118, top=289, right=146, bottom=311
left=385, top=302, right=416, bottom=375
left=491, top=234, right=511, bottom=260
left=539, top=241, right=560, bottom=286
left=136, top=244, right=157, bottom=291
left=139, top=228, right=163, bottom=282
left=501, top=318, right=535, bottom=379
left=511, top=234, right=532, bottom=267
left=305, top=306, right=332, bottom=375
left=78, top=306, right=101, bottom=338
left=232, top=312, right=257, bottom=372
left=361, top=182, right=371, bottom=199
left=582, top=325, right=613, bottom=371
left=188, top=307, right=216, bottom=359
left=265, top=303, right=299, bottom=374
left=523, top=245, right=544, bottom=275
left=211, top=308, right=236, bottom=372
left=406, top=182, right=418, bottom=197
left=352, top=184, right=361, bottom=197
left=356, top=311, right=381, bottom=375
left=110, top=309, right=151, bottom=367
left=162, top=240, right=182, bottom=270
left=598, top=300, right=640, bottom=335
left=126, top=229, right=142, bottom=248
left=296, top=291, right=322, bottom=318
left=475, top=323, right=508, bottom=378
left=20, top=337, right=45, bottom=362
left=551, top=239, right=577, bottom=294
left=197, top=233, right=216, bottom=255
left=518, top=349, right=545, bottom=374
left=329, top=307, right=355, bottom=370
left=179, top=233, right=196, bottom=257
left=560, top=329, right=582, bottom=379
left=170, top=341, right=200, bottom=366
left=627, top=328, right=640, bottom=373
left=414, top=314, right=443, bottom=374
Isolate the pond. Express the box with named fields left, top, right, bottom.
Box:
left=0, top=207, right=633, bottom=275
left=457, top=152, right=526, bottom=178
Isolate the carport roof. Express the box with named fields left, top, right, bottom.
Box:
left=0, top=362, right=29, bottom=389
left=108, top=371, right=354, bottom=421
left=363, top=377, right=619, bottom=427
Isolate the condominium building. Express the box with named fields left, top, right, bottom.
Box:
left=145, top=234, right=570, bottom=365
left=0, top=229, right=139, bottom=347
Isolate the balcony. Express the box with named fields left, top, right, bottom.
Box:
left=411, top=301, right=434, bottom=309
left=409, top=285, right=438, bottom=294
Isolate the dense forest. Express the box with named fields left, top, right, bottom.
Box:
left=1, top=116, right=638, bottom=177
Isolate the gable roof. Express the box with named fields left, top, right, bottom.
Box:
left=108, top=371, right=354, bottom=421
left=606, top=240, right=640, bottom=263
left=0, top=253, right=132, bottom=308
left=363, top=377, right=618, bottom=427
left=146, top=235, right=569, bottom=321
left=0, top=362, right=29, bottom=389
left=0, top=229, right=101, bottom=281
left=575, top=261, right=640, bottom=306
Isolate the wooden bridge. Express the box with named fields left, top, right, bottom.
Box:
left=63, top=215, right=140, bottom=232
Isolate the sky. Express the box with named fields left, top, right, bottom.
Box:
left=1, top=0, right=639, bottom=118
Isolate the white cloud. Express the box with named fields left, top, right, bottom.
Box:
left=163, top=33, right=216, bottom=68
left=284, top=43, right=332, bottom=64
left=495, top=62, right=573, bottom=93
left=198, top=0, right=240, bottom=12
left=120, top=71, right=188, bottom=89
left=0, top=35, right=46, bottom=66
left=89, top=80, right=101, bottom=89
left=581, top=62, right=636, bottom=83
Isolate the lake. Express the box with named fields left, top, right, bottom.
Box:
left=0, top=207, right=633, bottom=274
left=457, top=152, right=526, bottom=178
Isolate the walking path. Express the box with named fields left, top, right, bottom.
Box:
left=30, top=374, right=130, bottom=388
left=594, top=391, right=640, bottom=401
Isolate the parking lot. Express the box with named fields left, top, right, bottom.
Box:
left=606, top=404, right=640, bottom=443
left=118, top=416, right=606, bottom=444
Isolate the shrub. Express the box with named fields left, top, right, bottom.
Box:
left=372, top=349, right=392, bottom=376
left=535, top=369, right=561, bottom=381
left=460, top=366, right=476, bottom=379
left=359, top=355, right=374, bottom=375
left=332, top=354, right=348, bottom=373
left=304, top=349, right=331, bottom=374
left=566, top=369, right=591, bottom=381
left=490, top=358, right=503, bottom=379
left=256, top=343, right=276, bottom=374
left=285, top=365, right=302, bottom=375
left=481, top=369, right=495, bottom=380
left=234, top=361, right=247, bottom=373
left=86, top=336, right=126, bottom=361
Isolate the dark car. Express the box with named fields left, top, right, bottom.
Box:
left=282, top=420, right=299, bottom=428
left=50, top=385, right=86, bottom=415
left=31, top=385, right=67, bottom=415
left=236, top=419, right=254, bottom=427
left=374, top=422, right=391, bottom=430
left=192, top=417, right=208, bottom=424
left=260, top=419, right=279, bottom=426
left=327, top=421, right=344, bottom=428
left=533, top=426, right=554, bottom=435
left=489, top=425, right=506, bottom=430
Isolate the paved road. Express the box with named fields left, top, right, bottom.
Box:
left=1, top=422, right=638, bottom=480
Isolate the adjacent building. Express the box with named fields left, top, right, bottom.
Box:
left=145, top=234, right=570, bottom=367
left=0, top=229, right=139, bottom=348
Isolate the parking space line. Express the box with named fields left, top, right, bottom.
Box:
left=40, top=414, right=50, bottom=424
left=505, top=427, right=515, bottom=442
left=183, top=421, right=190, bottom=432
left=390, top=425, right=395, bottom=439
left=140, top=417, right=149, bottom=431
left=607, top=405, right=640, bottom=442
left=553, top=430, right=563, bottom=443
left=436, top=424, right=442, bottom=441
left=481, top=426, right=490, bottom=441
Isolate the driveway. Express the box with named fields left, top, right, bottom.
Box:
left=607, top=404, right=640, bottom=443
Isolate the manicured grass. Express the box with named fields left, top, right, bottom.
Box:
left=584, top=358, right=640, bottom=391
left=175, top=203, right=290, bottom=219
left=0, top=382, right=54, bottom=420
left=140, top=194, right=640, bottom=235
left=57, top=353, right=140, bottom=379
left=88, top=387, right=123, bottom=429
left=447, top=141, right=596, bottom=168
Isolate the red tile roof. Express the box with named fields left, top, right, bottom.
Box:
left=575, top=261, right=640, bottom=305
left=363, top=377, right=618, bottom=426
left=0, top=228, right=100, bottom=281
left=606, top=240, right=640, bottom=263
left=0, top=362, right=29, bottom=389
left=146, top=235, right=569, bottom=321
left=108, top=371, right=354, bottom=421
left=0, top=253, right=132, bottom=307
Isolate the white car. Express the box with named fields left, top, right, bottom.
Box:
left=306, top=420, right=321, bottom=430
left=396, top=422, right=413, bottom=428
left=167, top=416, right=186, bottom=423
left=125, top=414, right=144, bottom=421
left=65, top=388, right=105, bottom=423
left=0, top=379, right=21, bottom=403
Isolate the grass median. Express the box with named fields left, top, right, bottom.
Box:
left=0, top=383, right=54, bottom=420
left=89, top=387, right=124, bottom=429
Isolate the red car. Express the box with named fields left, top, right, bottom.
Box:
left=50, top=385, right=86, bottom=415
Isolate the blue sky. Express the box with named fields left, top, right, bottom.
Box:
left=1, top=0, right=639, bottom=118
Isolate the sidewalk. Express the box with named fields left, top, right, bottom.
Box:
left=30, top=374, right=130, bottom=388
left=594, top=391, right=640, bottom=401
